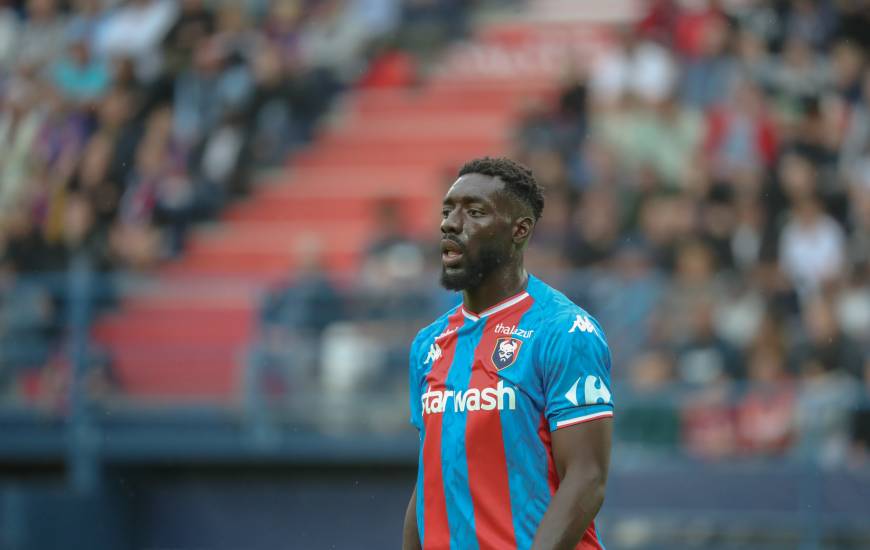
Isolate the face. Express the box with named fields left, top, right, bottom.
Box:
left=439, top=174, right=528, bottom=291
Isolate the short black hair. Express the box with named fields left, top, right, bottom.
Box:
left=457, top=156, right=544, bottom=221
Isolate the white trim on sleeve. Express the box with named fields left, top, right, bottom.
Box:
left=554, top=410, right=613, bottom=429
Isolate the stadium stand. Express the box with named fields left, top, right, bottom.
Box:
left=1, top=1, right=870, bottom=548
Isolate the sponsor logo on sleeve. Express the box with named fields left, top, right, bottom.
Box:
left=565, top=375, right=611, bottom=406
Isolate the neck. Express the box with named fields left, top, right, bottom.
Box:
left=462, top=261, right=528, bottom=315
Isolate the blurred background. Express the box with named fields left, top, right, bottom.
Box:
left=0, top=0, right=869, bottom=548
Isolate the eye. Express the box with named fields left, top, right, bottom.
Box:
left=441, top=207, right=451, bottom=219
left=468, top=209, right=485, bottom=217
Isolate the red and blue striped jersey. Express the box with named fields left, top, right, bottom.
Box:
left=409, top=274, right=613, bottom=550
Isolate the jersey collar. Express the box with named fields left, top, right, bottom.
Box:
left=460, top=289, right=530, bottom=322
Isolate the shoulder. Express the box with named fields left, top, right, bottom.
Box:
left=414, top=307, right=457, bottom=343
left=527, top=276, right=609, bottom=353
left=410, top=306, right=458, bottom=357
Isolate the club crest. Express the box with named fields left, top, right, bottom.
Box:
left=491, top=337, right=523, bottom=371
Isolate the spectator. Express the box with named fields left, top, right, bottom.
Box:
left=50, top=32, right=110, bottom=103
left=260, top=237, right=344, bottom=339
left=298, top=0, right=370, bottom=86
left=829, top=39, right=864, bottom=104
left=680, top=12, right=738, bottom=110
left=785, top=0, right=834, bottom=49
left=778, top=195, right=846, bottom=296
left=590, top=29, right=677, bottom=107
left=705, top=76, right=778, bottom=179
left=839, top=68, right=870, bottom=182
left=794, top=349, right=860, bottom=467
left=360, top=199, right=425, bottom=295
left=846, top=176, right=870, bottom=266
left=767, top=36, right=828, bottom=107
left=659, top=239, right=724, bottom=337
left=244, top=42, right=305, bottom=166
left=791, top=295, right=864, bottom=380
left=173, top=36, right=252, bottom=148
left=675, top=298, right=743, bottom=385
left=0, top=0, right=17, bottom=71
left=94, top=0, right=179, bottom=81
left=358, top=199, right=431, bottom=326
left=682, top=378, right=738, bottom=460
left=162, top=0, right=216, bottom=72
left=0, top=257, right=55, bottom=379
left=735, top=344, right=795, bottom=455
left=563, top=185, right=621, bottom=268
left=618, top=350, right=681, bottom=451
left=249, top=236, right=345, bottom=409
left=0, top=75, right=45, bottom=217
left=576, top=242, right=666, bottom=368
left=17, top=0, right=67, bottom=70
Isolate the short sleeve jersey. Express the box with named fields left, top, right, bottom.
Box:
left=409, top=274, right=613, bottom=550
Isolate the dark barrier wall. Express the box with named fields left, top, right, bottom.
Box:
left=1, top=467, right=417, bottom=550
left=4, top=464, right=870, bottom=550
left=133, top=467, right=415, bottom=550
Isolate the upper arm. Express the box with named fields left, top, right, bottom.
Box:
left=541, top=312, right=614, bottom=432
left=551, top=416, right=612, bottom=482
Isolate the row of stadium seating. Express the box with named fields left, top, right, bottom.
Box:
left=91, top=19, right=571, bottom=399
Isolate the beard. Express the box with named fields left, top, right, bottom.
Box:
left=440, top=239, right=508, bottom=291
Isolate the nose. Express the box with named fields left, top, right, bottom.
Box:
left=441, top=206, right=461, bottom=235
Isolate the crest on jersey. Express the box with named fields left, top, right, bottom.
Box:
left=491, top=337, right=523, bottom=371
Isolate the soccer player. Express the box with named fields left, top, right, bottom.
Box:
left=402, top=157, right=613, bottom=550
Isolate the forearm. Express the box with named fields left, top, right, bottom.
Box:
left=530, top=470, right=606, bottom=550
left=402, top=488, right=422, bottom=550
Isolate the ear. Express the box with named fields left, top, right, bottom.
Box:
left=512, top=216, right=534, bottom=246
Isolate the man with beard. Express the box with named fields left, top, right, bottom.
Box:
left=403, top=157, right=613, bottom=550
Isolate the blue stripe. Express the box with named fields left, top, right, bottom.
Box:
left=442, top=318, right=484, bottom=550
left=498, top=305, right=552, bottom=549
left=415, top=315, right=452, bottom=545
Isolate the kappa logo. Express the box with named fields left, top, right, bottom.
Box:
left=424, top=342, right=442, bottom=365
left=491, top=337, right=523, bottom=371
left=568, top=314, right=596, bottom=334
left=565, top=375, right=611, bottom=406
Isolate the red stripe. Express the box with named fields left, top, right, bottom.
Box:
left=577, top=521, right=605, bottom=550
left=537, top=415, right=559, bottom=495
left=466, top=297, right=535, bottom=550
left=422, top=309, right=464, bottom=550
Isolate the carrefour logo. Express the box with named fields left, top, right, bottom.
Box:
left=565, top=375, right=611, bottom=406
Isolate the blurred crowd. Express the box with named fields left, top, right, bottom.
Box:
left=254, top=0, right=870, bottom=463
left=2, top=0, right=869, bottom=466
left=0, top=0, right=464, bottom=396
left=503, top=0, right=870, bottom=466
